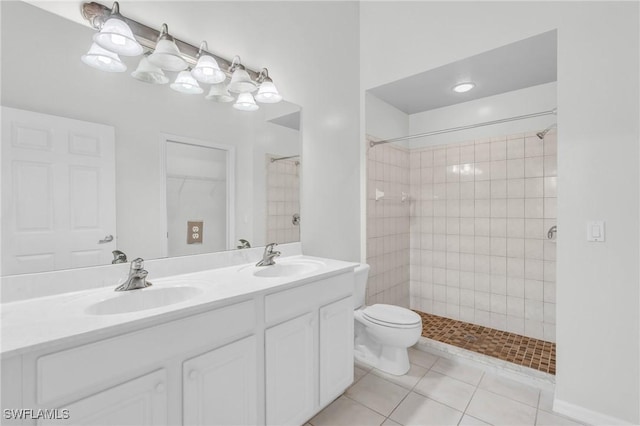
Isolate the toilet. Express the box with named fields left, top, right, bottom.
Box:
left=353, top=264, right=422, bottom=376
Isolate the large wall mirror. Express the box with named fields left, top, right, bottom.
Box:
left=0, top=2, right=301, bottom=276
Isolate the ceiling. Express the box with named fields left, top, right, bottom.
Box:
left=367, top=30, right=557, bottom=115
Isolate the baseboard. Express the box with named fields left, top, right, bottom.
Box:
left=553, top=398, right=634, bottom=425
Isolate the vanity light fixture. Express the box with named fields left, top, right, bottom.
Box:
left=228, top=56, right=258, bottom=93
left=191, top=41, right=226, bottom=84
left=452, top=82, right=475, bottom=93
left=148, top=24, right=188, bottom=72
left=81, top=2, right=284, bottom=110
left=255, top=68, right=283, bottom=104
left=170, top=70, right=204, bottom=95
left=131, top=56, right=169, bottom=84
left=205, top=82, right=235, bottom=103
left=81, top=42, right=127, bottom=72
left=233, top=92, right=259, bottom=111
left=92, top=1, right=142, bottom=56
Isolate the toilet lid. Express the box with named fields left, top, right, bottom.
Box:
left=362, top=304, right=422, bottom=327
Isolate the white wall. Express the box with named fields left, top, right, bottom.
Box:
left=365, top=92, right=409, bottom=142
left=361, top=2, right=639, bottom=424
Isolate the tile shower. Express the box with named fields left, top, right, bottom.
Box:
left=266, top=156, right=300, bottom=244
left=367, top=130, right=557, bottom=347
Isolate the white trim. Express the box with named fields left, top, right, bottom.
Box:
left=159, top=133, right=236, bottom=255
left=553, top=398, right=634, bottom=425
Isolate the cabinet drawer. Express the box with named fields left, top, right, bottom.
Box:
left=265, top=272, right=353, bottom=325
left=36, top=300, right=255, bottom=405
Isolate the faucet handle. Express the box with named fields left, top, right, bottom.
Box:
left=130, top=258, right=145, bottom=271
left=265, top=242, right=278, bottom=253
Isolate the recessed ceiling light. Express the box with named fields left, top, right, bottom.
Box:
left=453, top=82, right=475, bottom=93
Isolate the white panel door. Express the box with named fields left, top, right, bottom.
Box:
left=1, top=107, right=116, bottom=274
left=319, top=296, right=354, bottom=406
left=38, top=369, right=168, bottom=426
left=266, top=312, right=316, bottom=426
left=183, top=335, right=258, bottom=426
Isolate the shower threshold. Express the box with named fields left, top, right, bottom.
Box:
left=414, top=310, right=556, bottom=375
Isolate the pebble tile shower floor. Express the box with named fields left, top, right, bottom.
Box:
left=416, top=310, right=556, bottom=375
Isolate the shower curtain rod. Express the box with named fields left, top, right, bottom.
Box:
left=271, top=155, right=300, bottom=162
left=369, top=108, right=557, bottom=147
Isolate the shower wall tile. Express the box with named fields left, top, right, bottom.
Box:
left=266, top=157, right=300, bottom=244
left=409, top=131, right=557, bottom=342
left=366, top=142, right=410, bottom=308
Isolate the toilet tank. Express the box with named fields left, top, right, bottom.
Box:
left=353, top=264, right=370, bottom=309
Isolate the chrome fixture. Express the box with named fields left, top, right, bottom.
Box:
left=537, top=123, right=557, bottom=140
left=255, top=68, right=283, bottom=103
left=191, top=41, right=226, bottom=84
left=227, top=56, right=258, bottom=93
left=256, top=243, right=281, bottom=267
left=292, top=213, right=301, bottom=226
left=148, top=23, right=187, bottom=72
left=92, top=1, right=142, bottom=56
left=547, top=225, right=557, bottom=240
left=115, top=258, right=152, bottom=291
left=270, top=155, right=300, bottom=165
left=80, top=2, right=283, bottom=108
left=112, top=250, right=128, bottom=264
left=370, top=109, right=558, bottom=147
left=236, top=239, right=251, bottom=249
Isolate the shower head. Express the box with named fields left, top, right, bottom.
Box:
left=536, top=123, right=557, bottom=139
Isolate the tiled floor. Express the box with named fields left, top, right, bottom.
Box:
left=415, top=311, right=556, bottom=375
left=307, top=348, right=584, bottom=426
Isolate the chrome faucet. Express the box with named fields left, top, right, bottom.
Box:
left=256, top=243, right=280, bottom=267
left=115, top=258, right=152, bottom=291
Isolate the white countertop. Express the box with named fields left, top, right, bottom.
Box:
left=0, top=255, right=357, bottom=358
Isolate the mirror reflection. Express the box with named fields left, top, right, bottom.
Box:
left=0, top=2, right=301, bottom=276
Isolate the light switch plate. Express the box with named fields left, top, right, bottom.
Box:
left=587, top=220, right=605, bottom=242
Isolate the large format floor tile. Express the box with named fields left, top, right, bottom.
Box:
left=388, top=392, right=463, bottom=426
left=466, top=388, right=537, bottom=425
left=413, top=370, right=476, bottom=411
left=308, top=349, right=587, bottom=426
left=344, top=373, right=410, bottom=417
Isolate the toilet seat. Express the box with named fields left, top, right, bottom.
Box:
left=362, top=304, right=421, bottom=329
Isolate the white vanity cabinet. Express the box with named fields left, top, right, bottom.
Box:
left=183, top=335, right=258, bottom=426
left=2, top=266, right=355, bottom=426
left=264, top=273, right=354, bottom=425
left=16, top=299, right=257, bottom=426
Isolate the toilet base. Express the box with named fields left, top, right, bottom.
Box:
left=354, top=337, right=411, bottom=376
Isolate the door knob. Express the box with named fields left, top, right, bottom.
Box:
left=98, top=234, right=114, bottom=244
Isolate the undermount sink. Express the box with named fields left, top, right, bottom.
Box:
left=86, top=285, right=203, bottom=315
left=253, top=260, right=324, bottom=278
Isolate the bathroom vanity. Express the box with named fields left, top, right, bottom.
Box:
left=0, top=255, right=356, bottom=426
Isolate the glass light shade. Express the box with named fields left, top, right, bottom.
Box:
left=170, top=71, right=204, bottom=95
left=228, top=67, right=257, bottom=93
left=81, top=43, right=126, bottom=72
left=131, top=57, right=169, bottom=84
left=191, top=55, right=226, bottom=84
left=255, top=80, right=283, bottom=103
left=148, top=39, right=187, bottom=72
left=205, top=83, right=234, bottom=103
left=233, top=92, right=259, bottom=111
left=93, top=17, right=143, bottom=56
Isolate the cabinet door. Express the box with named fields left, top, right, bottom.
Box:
left=266, top=312, right=316, bottom=426
left=38, top=369, right=167, bottom=426
left=319, top=296, right=354, bottom=406
left=183, top=335, right=257, bottom=426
